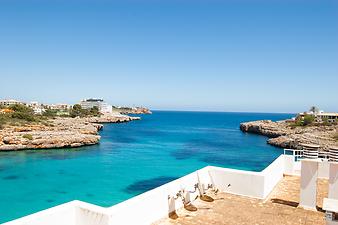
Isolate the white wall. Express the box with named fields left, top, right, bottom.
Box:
left=75, top=202, right=110, bottom=225
left=3, top=201, right=78, bottom=225
left=208, top=167, right=265, bottom=198
left=107, top=168, right=211, bottom=225
left=209, top=155, right=285, bottom=199
left=261, top=155, right=285, bottom=198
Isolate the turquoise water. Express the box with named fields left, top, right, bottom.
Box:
left=0, top=111, right=293, bottom=223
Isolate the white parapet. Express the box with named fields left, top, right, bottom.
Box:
left=329, top=162, right=338, bottom=199
left=299, top=159, right=320, bottom=210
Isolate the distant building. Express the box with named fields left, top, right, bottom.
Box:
left=298, top=110, right=338, bottom=123
left=0, top=99, right=24, bottom=107
left=80, top=99, right=112, bottom=114
left=315, top=112, right=338, bottom=123
left=26, top=101, right=45, bottom=115
left=46, top=103, right=72, bottom=110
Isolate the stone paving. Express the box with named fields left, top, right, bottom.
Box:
left=153, top=175, right=328, bottom=225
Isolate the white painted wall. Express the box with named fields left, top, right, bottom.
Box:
left=107, top=168, right=212, bottom=225
left=209, top=155, right=285, bottom=199
left=319, top=160, right=330, bottom=179
left=208, top=167, right=265, bottom=198
left=299, top=159, right=319, bottom=210
left=283, top=156, right=330, bottom=179
left=261, top=155, right=285, bottom=198
left=328, top=162, right=338, bottom=199
left=75, top=202, right=110, bottom=225
left=2, top=201, right=78, bottom=225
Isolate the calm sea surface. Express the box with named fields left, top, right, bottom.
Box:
left=0, top=111, right=293, bottom=223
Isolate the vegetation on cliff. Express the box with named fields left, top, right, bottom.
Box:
left=69, top=104, right=101, bottom=118
left=0, top=104, right=44, bottom=129
left=0, top=104, right=102, bottom=130
left=291, top=115, right=315, bottom=127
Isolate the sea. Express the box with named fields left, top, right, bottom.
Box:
left=0, top=111, right=293, bottom=223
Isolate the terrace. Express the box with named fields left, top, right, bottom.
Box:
left=153, top=175, right=328, bottom=225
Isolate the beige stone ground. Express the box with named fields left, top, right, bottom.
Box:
left=154, top=175, right=328, bottom=225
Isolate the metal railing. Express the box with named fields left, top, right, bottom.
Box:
left=283, top=148, right=332, bottom=161
left=284, top=149, right=303, bottom=161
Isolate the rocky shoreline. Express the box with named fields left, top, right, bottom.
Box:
left=0, top=114, right=140, bottom=151
left=240, top=120, right=337, bottom=150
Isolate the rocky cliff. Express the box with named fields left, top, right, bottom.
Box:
left=240, top=120, right=337, bottom=150
left=0, top=114, right=140, bottom=151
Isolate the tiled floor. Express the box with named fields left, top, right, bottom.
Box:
left=154, top=175, right=328, bottom=225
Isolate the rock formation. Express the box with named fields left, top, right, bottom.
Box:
left=240, top=120, right=337, bottom=150
left=0, top=114, right=140, bottom=151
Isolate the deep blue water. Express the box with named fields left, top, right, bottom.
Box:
left=0, top=111, right=293, bottom=223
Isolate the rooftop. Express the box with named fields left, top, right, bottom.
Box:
left=82, top=98, right=104, bottom=102
left=153, top=175, right=327, bottom=225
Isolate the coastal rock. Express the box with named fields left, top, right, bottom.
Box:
left=87, top=114, right=140, bottom=123
left=0, top=113, right=137, bottom=151
left=239, top=120, right=288, bottom=138
left=240, top=120, right=337, bottom=151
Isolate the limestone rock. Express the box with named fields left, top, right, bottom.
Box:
left=240, top=120, right=337, bottom=151
left=0, top=113, right=138, bottom=151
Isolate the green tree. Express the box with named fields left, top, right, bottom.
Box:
left=0, top=116, right=5, bottom=129
left=309, top=106, right=319, bottom=114
left=9, top=104, right=34, bottom=114
left=70, top=104, right=83, bottom=118
left=9, top=104, right=36, bottom=122
left=43, top=109, right=58, bottom=117
left=90, top=106, right=100, bottom=116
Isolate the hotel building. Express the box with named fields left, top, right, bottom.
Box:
left=80, top=99, right=112, bottom=114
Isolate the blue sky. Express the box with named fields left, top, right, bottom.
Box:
left=0, top=0, right=337, bottom=113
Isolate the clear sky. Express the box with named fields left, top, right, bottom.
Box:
left=0, top=0, right=337, bottom=113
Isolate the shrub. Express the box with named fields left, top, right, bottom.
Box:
left=335, top=133, right=338, bottom=141
left=9, top=104, right=34, bottom=114
left=42, top=109, right=58, bottom=117
left=70, top=105, right=101, bottom=118
left=11, top=112, right=36, bottom=122
left=0, top=118, right=4, bottom=129
left=303, top=115, right=315, bottom=126
left=70, top=104, right=83, bottom=118
left=322, top=117, right=330, bottom=126
left=22, top=134, right=33, bottom=140
left=89, top=106, right=100, bottom=116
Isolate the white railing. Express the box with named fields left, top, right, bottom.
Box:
left=284, top=148, right=303, bottom=161
left=284, top=148, right=330, bottom=161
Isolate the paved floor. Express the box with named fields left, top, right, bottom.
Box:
left=153, top=175, right=328, bottom=225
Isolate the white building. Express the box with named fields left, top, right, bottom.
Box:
left=298, top=111, right=338, bottom=123
left=80, top=99, right=112, bottom=114
left=26, top=102, right=45, bottom=115
left=46, top=104, right=72, bottom=110
left=0, top=99, right=24, bottom=107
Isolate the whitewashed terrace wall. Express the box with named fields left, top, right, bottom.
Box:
left=284, top=155, right=330, bottom=179
left=2, top=201, right=78, bottom=225
left=208, top=155, right=285, bottom=199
